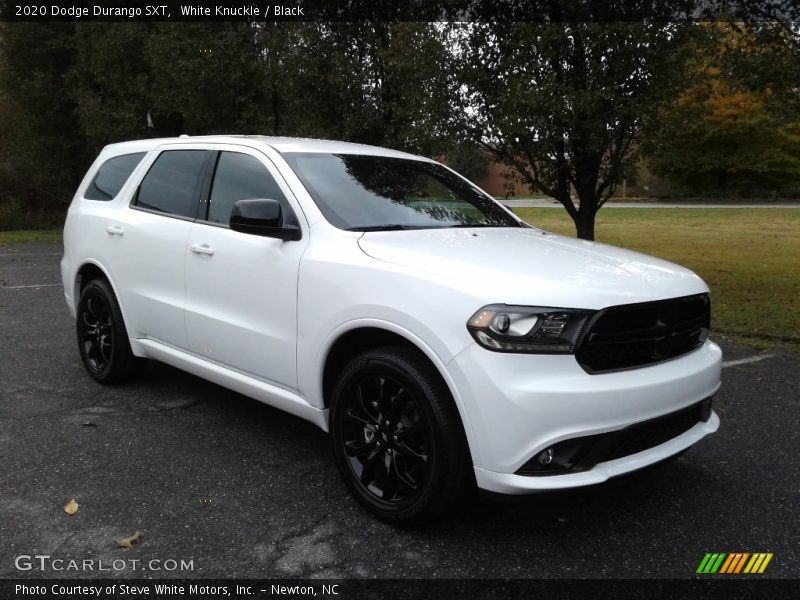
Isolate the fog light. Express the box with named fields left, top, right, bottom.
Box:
left=537, top=447, right=554, bottom=466
left=517, top=438, right=595, bottom=475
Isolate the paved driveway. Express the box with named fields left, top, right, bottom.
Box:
left=1, top=244, right=797, bottom=579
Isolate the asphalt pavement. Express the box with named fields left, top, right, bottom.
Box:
left=0, top=244, right=797, bottom=579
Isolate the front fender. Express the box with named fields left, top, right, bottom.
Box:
left=304, top=316, right=479, bottom=463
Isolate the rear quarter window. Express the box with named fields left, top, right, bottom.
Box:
left=132, top=150, right=208, bottom=219
left=84, top=152, right=146, bottom=201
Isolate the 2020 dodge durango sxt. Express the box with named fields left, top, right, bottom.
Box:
left=61, top=136, right=721, bottom=523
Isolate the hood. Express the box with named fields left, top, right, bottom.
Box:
left=357, top=227, right=708, bottom=309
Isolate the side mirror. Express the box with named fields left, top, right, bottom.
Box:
left=229, top=198, right=301, bottom=241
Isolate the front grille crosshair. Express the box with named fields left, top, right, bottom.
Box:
left=575, top=293, right=710, bottom=374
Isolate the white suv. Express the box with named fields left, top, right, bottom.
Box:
left=61, top=136, right=721, bottom=523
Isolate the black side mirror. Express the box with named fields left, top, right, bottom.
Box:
left=229, top=198, right=301, bottom=241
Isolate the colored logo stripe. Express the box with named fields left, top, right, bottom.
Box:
left=744, top=553, right=773, bottom=574
left=697, top=552, right=773, bottom=574
left=719, top=553, right=749, bottom=573
left=697, top=553, right=726, bottom=574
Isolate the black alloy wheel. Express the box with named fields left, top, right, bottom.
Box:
left=330, top=346, right=473, bottom=524
left=79, top=290, right=113, bottom=373
left=340, top=372, right=434, bottom=503
left=76, top=278, right=142, bottom=384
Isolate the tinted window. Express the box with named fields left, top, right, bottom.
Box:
left=282, top=153, right=519, bottom=231
left=207, top=152, right=288, bottom=225
left=84, top=152, right=146, bottom=201
left=134, top=150, right=207, bottom=218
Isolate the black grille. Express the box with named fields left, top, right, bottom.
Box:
left=576, top=294, right=710, bottom=373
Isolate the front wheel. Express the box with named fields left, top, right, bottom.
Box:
left=76, top=278, right=142, bottom=384
left=329, top=346, right=473, bottom=524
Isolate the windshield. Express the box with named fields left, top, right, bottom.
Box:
left=282, top=152, right=521, bottom=231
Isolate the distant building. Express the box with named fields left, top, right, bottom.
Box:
left=474, top=158, right=536, bottom=198
left=437, top=152, right=536, bottom=198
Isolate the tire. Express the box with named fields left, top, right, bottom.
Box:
left=329, top=345, right=473, bottom=524
left=75, top=278, right=142, bottom=384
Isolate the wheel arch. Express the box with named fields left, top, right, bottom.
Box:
left=73, top=260, right=135, bottom=343
left=319, top=321, right=478, bottom=463
left=322, top=327, right=411, bottom=409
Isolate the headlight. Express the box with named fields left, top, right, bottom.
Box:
left=466, top=304, right=595, bottom=354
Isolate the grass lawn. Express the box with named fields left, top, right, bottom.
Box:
left=515, top=208, right=800, bottom=348
left=2, top=211, right=799, bottom=349
left=0, top=229, right=63, bottom=245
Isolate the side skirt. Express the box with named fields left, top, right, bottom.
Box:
left=131, top=337, right=329, bottom=431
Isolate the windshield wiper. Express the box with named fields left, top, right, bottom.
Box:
left=345, top=225, right=415, bottom=232
left=346, top=223, right=507, bottom=231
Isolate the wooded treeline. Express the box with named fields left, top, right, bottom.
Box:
left=1, top=19, right=797, bottom=238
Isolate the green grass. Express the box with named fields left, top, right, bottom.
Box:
left=0, top=229, right=62, bottom=245
left=515, top=208, right=800, bottom=348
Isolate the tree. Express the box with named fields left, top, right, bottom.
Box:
left=0, top=23, right=87, bottom=203
left=446, top=144, right=488, bottom=183
left=643, top=23, right=800, bottom=194
left=0, top=21, right=456, bottom=223
left=68, top=22, right=317, bottom=142
left=452, top=20, right=688, bottom=239
left=144, top=22, right=271, bottom=135
left=292, top=23, right=453, bottom=155
left=68, top=23, right=160, bottom=152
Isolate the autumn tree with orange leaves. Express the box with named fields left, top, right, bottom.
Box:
left=644, top=23, right=800, bottom=195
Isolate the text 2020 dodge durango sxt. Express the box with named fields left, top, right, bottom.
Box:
left=61, top=136, right=721, bottom=523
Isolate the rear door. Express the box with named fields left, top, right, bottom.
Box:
left=108, top=145, right=211, bottom=348
left=184, top=145, right=309, bottom=390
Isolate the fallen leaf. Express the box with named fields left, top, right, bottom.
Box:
left=64, top=499, right=79, bottom=515
left=116, top=531, right=142, bottom=549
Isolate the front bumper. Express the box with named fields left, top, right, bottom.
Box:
left=447, top=339, right=722, bottom=494
left=475, top=411, right=719, bottom=494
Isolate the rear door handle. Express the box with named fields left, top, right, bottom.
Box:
left=190, top=243, right=215, bottom=256
left=106, top=225, right=125, bottom=236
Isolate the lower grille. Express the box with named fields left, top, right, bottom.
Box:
left=516, top=398, right=712, bottom=476
left=576, top=293, right=710, bottom=374
left=600, top=398, right=711, bottom=462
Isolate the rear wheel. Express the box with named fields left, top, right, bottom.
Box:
left=76, top=278, right=142, bottom=384
left=330, top=346, right=472, bottom=524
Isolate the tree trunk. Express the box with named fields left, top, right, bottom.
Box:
left=571, top=150, right=602, bottom=241
left=574, top=208, right=597, bottom=241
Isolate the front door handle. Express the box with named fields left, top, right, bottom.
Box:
left=190, top=243, right=215, bottom=256
left=106, top=225, right=125, bottom=236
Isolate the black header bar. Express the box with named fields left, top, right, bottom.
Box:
left=3, top=578, right=799, bottom=600
left=0, top=0, right=798, bottom=23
